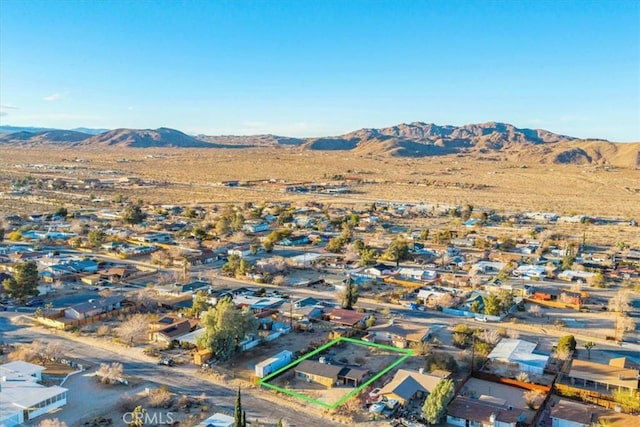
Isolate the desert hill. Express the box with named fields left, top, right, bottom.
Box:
left=0, top=122, right=637, bottom=167
left=0, top=129, right=92, bottom=145
left=77, top=127, right=215, bottom=148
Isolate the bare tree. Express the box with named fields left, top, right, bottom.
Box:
left=523, top=390, right=545, bottom=409
left=272, top=275, right=287, bottom=286
left=482, top=329, right=501, bottom=345
left=506, top=329, right=520, bottom=339
left=516, top=372, right=530, bottom=383
left=44, top=342, right=63, bottom=361
left=116, top=314, right=149, bottom=345
left=96, top=362, right=124, bottom=384
left=528, top=304, right=543, bottom=318
left=437, top=293, right=456, bottom=309
left=135, top=288, right=157, bottom=311
left=609, top=289, right=630, bottom=313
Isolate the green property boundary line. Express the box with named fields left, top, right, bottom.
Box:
left=258, top=336, right=413, bottom=409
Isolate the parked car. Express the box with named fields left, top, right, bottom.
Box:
left=25, top=298, right=44, bottom=307
left=158, top=358, right=175, bottom=367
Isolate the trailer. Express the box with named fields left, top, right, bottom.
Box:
left=254, top=350, right=294, bottom=378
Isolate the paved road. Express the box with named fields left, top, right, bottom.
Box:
left=0, top=314, right=343, bottom=427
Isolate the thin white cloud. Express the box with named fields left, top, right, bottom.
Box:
left=0, top=104, right=19, bottom=117
left=43, top=93, right=63, bottom=102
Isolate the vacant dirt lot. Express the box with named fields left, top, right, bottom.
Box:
left=1, top=147, right=639, bottom=219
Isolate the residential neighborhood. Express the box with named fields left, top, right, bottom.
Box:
left=0, top=199, right=638, bottom=427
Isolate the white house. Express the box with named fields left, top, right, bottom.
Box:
left=0, top=361, right=68, bottom=427
left=195, top=413, right=234, bottom=427
left=487, top=338, right=549, bottom=375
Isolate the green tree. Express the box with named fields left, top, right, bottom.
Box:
left=497, top=266, right=512, bottom=281
left=420, top=229, right=430, bottom=241
left=358, top=248, right=378, bottom=267
left=422, top=378, right=455, bottom=424
left=483, top=294, right=501, bottom=316
left=469, top=300, right=482, bottom=313
left=3, top=261, right=39, bottom=303
left=54, top=207, right=68, bottom=218
left=340, top=278, right=359, bottom=310
left=197, top=298, right=258, bottom=362
left=88, top=229, right=106, bottom=248
left=557, top=335, right=577, bottom=354
left=262, top=239, right=274, bottom=253
left=276, top=211, right=293, bottom=225
left=222, top=254, right=252, bottom=277
left=0, top=227, right=5, bottom=241
left=122, top=202, right=146, bottom=225
left=497, top=289, right=515, bottom=313
left=461, top=204, right=474, bottom=221
left=192, top=226, right=208, bottom=242
left=583, top=341, right=596, bottom=360
left=231, top=214, right=245, bottom=232
left=8, top=230, right=22, bottom=241
left=277, top=419, right=284, bottom=427
left=191, top=290, right=210, bottom=317
left=588, top=271, right=605, bottom=288
left=215, top=218, right=230, bottom=235
left=383, top=237, right=410, bottom=267
left=612, top=389, right=640, bottom=413
left=234, top=386, right=246, bottom=427
left=326, top=237, right=346, bottom=253
left=128, top=405, right=146, bottom=427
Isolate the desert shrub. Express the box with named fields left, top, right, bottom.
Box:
left=96, top=325, right=111, bottom=337
left=118, top=393, right=138, bottom=412
left=148, top=387, right=173, bottom=408
left=425, top=352, right=458, bottom=373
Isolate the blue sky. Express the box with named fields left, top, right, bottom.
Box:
left=1, top=0, right=638, bottom=140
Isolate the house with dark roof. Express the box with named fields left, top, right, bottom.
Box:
left=324, top=308, right=370, bottom=328
left=149, top=319, right=195, bottom=344
left=64, top=296, right=125, bottom=320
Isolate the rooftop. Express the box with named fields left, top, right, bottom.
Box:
left=567, top=359, right=639, bottom=390
left=487, top=338, right=549, bottom=370
left=295, top=360, right=343, bottom=379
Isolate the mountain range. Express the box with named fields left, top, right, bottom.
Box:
left=1, top=122, right=638, bottom=167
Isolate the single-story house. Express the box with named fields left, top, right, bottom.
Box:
left=294, top=360, right=342, bottom=388
left=195, top=413, right=234, bottom=427
left=0, top=361, right=68, bottom=427
left=364, top=320, right=430, bottom=348
left=132, top=232, right=173, bottom=244
left=550, top=399, right=598, bottom=427
left=149, top=319, right=195, bottom=344
left=243, top=222, right=270, bottom=233
left=64, top=295, right=125, bottom=320
left=379, top=369, right=448, bottom=406
left=324, top=308, right=370, bottom=328
left=365, top=264, right=395, bottom=277
left=446, top=395, right=527, bottom=427
left=562, top=359, right=639, bottom=393
left=487, top=338, right=549, bottom=375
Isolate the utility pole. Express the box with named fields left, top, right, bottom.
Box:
left=289, top=293, right=293, bottom=329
